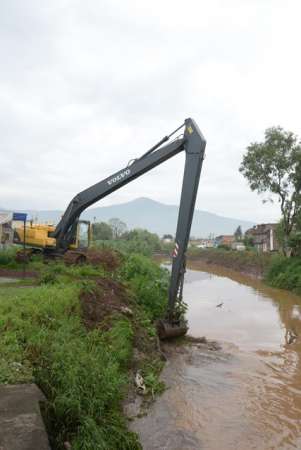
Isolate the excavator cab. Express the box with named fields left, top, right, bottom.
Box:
left=74, top=220, right=91, bottom=249
left=62, top=219, right=92, bottom=263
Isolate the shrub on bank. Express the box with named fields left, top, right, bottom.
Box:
left=0, top=246, right=18, bottom=268
left=120, top=254, right=169, bottom=320
left=191, top=247, right=301, bottom=295
left=265, top=255, right=301, bottom=294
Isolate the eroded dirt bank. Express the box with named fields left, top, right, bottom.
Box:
left=187, top=253, right=266, bottom=279
left=131, top=266, right=301, bottom=450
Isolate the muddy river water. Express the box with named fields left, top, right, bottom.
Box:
left=131, top=262, right=301, bottom=450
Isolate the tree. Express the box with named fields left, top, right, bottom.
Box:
left=108, top=218, right=127, bottom=239
left=162, top=234, right=173, bottom=240
left=240, top=127, right=301, bottom=255
left=234, top=225, right=242, bottom=241
left=277, top=213, right=301, bottom=257
left=92, top=222, right=113, bottom=241
left=122, top=228, right=161, bottom=254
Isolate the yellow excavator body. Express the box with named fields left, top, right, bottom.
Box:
left=13, top=221, right=91, bottom=251
left=14, top=223, right=57, bottom=249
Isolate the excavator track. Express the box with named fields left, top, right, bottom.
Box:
left=63, top=250, right=87, bottom=265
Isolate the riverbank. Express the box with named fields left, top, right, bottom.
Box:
left=186, top=248, right=301, bottom=297
left=0, top=250, right=169, bottom=449
left=187, top=248, right=271, bottom=279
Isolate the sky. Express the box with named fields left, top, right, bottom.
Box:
left=1, top=0, right=301, bottom=223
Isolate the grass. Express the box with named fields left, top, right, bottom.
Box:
left=0, top=249, right=169, bottom=449
left=265, top=255, right=301, bottom=295
left=0, top=246, right=19, bottom=268
left=120, top=254, right=169, bottom=320
left=0, top=282, right=140, bottom=449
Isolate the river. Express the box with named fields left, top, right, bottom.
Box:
left=131, top=261, right=301, bottom=450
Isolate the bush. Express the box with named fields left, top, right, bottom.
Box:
left=120, top=254, right=169, bottom=320
left=265, top=255, right=301, bottom=294
left=93, top=228, right=162, bottom=257
left=0, top=246, right=18, bottom=268
left=217, top=244, right=231, bottom=251
left=92, top=222, right=113, bottom=241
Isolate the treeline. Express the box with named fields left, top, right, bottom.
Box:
left=92, top=218, right=170, bottom=256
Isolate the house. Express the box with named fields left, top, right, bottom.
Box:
left=0, top=212, right=14, bottom=248
left=189, top=238, right=214, bottom=248
left=231, top=241, right=246, bottom=251
left=245, top=223, right=279, bottom=252
left=197, top=239, right=214, bottom=248
left=214, top=235, right=235, bottom=248
left=162, top=234, right=173, bottom=243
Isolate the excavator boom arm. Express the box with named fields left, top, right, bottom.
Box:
left=54, top=118, right=206, bottom=328
left=53, top=138, right=185, bottom=246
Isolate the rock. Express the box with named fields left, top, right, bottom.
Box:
left=0, top=384, right=50, bottom=450
left=120, top=306, right=134, bottom=317
left=135, top=372, right=147, bottom=395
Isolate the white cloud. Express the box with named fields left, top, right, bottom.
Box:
left=1, top=0, right=300, bottom=223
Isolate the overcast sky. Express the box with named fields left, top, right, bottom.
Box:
left=1, top=0, right=301, bottom=222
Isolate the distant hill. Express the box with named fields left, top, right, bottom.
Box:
left=5, top=197, right=254, bottom=237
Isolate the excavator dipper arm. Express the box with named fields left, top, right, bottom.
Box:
left=53, top=118, right=206, bottom=337
left=159, top=120, right=206, bottom=338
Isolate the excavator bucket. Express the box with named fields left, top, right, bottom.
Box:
left=157, top=319, right=188, bottom=340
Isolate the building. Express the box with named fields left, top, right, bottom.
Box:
left=245, top=223, right=279, bottom=252
left=231, top=241, right=246, bottom=251
left=0, top=212, right=14, bottom=248
left=196, top=239, right=214, bottom=248
left=162, top=234, right=173, bottom=243
left=214, top=235, right=235, bottom=248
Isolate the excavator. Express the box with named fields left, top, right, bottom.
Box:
left=13, top=118, right=206, bottom=338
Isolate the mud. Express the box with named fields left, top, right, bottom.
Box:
left=86, top=248, right=122, bottom=271
left=0, top=268, right=37, bottom=278
left=187, top=252, right=269, bottom=279
left=80, top=278, right=130, bottom=329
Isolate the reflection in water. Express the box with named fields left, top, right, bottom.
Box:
left=131, top=262, right=301, bottom=450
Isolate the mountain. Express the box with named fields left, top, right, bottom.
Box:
left=6, top=197, right=254, bottom=237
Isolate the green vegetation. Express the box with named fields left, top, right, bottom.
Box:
left=94, top=228, right=162, bottom=257
left=240, top=126, right=301, bottom=255
left=265, top=255, right=301, bottom=295
left=189, top=247, right=301, bottom=297
left=0, top=249, right=169, bottom=449
left=120, top=254, right=169, bottom=320
left=92, top=221, right=113, bottom=240
left=108, top=218, right=127, bottom=239
left=0, top=246, right=19, bottom=268
left=234, top=225, right=243, bottom=241
left=188, top=247, right=272, bottom=277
